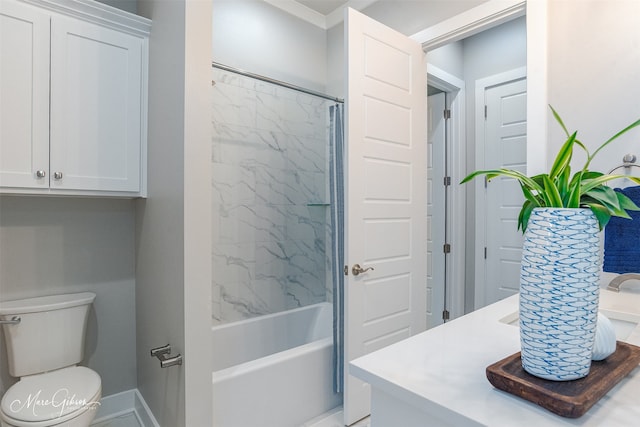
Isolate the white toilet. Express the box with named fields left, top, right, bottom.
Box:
left=0, top=293, right=102, bottom=427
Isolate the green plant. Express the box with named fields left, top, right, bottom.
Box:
left=461, top=106, right=640, bottom=232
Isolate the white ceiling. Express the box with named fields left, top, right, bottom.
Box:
left=296, top=0, right=349, bottom=15
left=263, top=0, right=378, bottom=29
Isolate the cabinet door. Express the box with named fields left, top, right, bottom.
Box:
left=50, top=15, right=143, bottom=192
left=0, top=0, right=50, bottom=189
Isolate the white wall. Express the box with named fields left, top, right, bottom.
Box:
left=547, top=0, right=640, bottom=175
left=212, top=0, right=328, bottom=91
left=0, top=197, right=137, bottom=398
left=135, top=0, right=212, bottom=425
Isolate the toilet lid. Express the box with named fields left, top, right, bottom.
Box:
left=1, top=366, right=101, bottom=423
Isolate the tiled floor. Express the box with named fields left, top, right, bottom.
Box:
left=91, top=412, right=142, bottom=427
left=303, top=407, right=370, bottom=427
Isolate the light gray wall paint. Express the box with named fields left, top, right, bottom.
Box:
left=547, top=0, right=640, bottom=175
left=427, top=41, right=464, bottom=80
left=136, top=0, right=212, bottom=425
left=462, top=14, right=526, bottom=165
left=0, top=196, right=136, bottom=398
left=135, top=0, right=186, bottom=424
left=212, top=0, right=328, bottom=92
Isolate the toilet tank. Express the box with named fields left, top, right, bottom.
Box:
left=0, top=292, right=96, bottom=377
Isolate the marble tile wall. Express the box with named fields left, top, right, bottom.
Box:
left=211, top=68, right=333, bottom=325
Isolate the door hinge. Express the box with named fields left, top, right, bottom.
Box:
left=443, top=176, right=451, bottom=186
left=444, top=109, right=451, bottom=120
left=484, top=105, right=488, bottom=119
left=442, top=309, right=450, bottom=321
left=443, top=243, right=451, bottom=254
left=484, top=247, right=487, bottom=259
left=344, top=265, right=349, bottom=276
left=484, top=175, right=488, bottom=188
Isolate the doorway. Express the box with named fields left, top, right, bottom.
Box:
left=425, top=15, right=527, bottom=320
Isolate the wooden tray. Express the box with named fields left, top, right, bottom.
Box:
left=486, top=341, right=640, bottom=418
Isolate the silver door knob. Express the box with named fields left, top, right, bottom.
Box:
left=53, top=172, right=63, bottom=180
left=352, top=264, right=374, bottom=276
left=35, top=170, right=46, bottom=178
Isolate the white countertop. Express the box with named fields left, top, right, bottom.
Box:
left=350, top=286, right=640, bottom=426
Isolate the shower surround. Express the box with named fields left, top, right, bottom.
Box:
left=211, top=68, right=332, bottom=325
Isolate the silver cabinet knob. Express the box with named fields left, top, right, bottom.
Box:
left=352, top=264, right=374, bottom=276
left=35, top=170, right=46, bottom=178
left=53, top=172, right=63, bottom=180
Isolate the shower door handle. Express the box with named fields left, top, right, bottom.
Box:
left=352, top=264, right=374, bottom=276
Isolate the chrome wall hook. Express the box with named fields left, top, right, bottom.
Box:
left=150, top=344, right=183, bottom=368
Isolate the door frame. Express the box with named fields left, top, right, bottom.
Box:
left=427, top=64, right=466, bottom=320
left=412, top=0, right=548, bottom=177
left=473, top=68, right=527, bottom=310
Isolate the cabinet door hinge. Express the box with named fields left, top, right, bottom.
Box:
left=443, top=176, right=451, bottom=186
left=484, top=105, right=488, bottom=119
left=484, top=247, right=487, bottom=259
left=444, top=109, right=451, bottom=120
left=344, top=265, right=349, bottom=276
left=443, top=309, right=450, bottom=321
left=443, top=243, right=451, bottom=254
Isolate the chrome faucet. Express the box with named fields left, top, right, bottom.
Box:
left=606, top=273, right=640, bottom=292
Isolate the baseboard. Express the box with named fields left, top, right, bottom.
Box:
left=92, top=389, right=160, bottom=427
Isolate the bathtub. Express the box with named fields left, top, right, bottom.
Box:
left=211, top=302, right=342, bottom=427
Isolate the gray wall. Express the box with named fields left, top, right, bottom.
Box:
left=136, top=0, right=212, bottom=425
left=212, top=0, right=328, bottom=92
left=0, top=196, right=137, bottom=398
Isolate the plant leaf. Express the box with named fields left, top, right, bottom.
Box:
left=549, top=131, right=577, bottom=180
left=542, top=175, right=563, bottom=206
left=549, top=105, right=571, bottom=138
left=581, top=174, right=640, bottom=193
left=616, top=191, right=640, bottom=211
left=583, top=202, right=612, bottom=230
left=518, top=200, right=536, bottom=233
left=557, top=164, right=571, bottom=203
left=460, top=169, right=545, bottom=194
left=583, top=189, right=630, bottom=218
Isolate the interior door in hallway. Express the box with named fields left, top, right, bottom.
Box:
left=427, top=91, right=446, bottom=329
left=345, top=7, right=427, bottom=425
left=481, top=78, right=527, bottom=307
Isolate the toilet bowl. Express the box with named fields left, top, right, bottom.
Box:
left=0, top=293, right=102, bottom=427
left=1, top=367, right=102, bottom=427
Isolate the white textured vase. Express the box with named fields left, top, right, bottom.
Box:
left=519, top=208, right=601, bottom=381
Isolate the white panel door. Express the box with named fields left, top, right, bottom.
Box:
left=0, top=0, right=50, bottom=188
left=427, top=92, right=446, bottom=329
left=483, top=78, right=527, bottom=306
left=345, top=8, right=427, bottom=425
left=50, top=15, right=142, bottom=192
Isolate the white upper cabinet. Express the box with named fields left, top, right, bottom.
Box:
left=0, top=0, right=50, bottom=189
left=0, top=0, right=150, bottom=197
